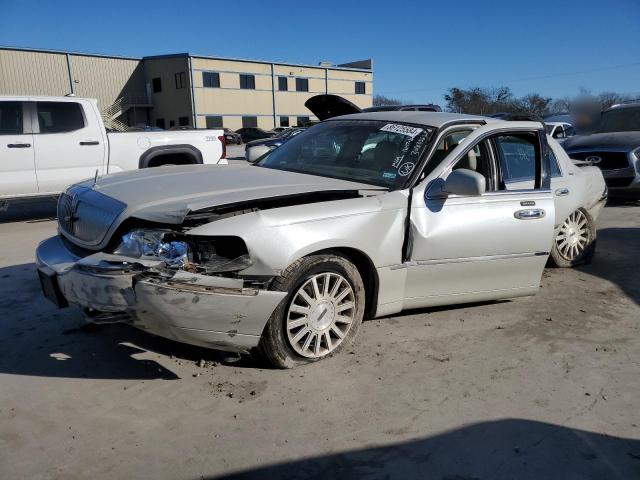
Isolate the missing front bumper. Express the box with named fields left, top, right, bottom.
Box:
left=36, top=235, right=286, bottom=353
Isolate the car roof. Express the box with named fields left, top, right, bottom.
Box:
left=0, top=95, right=97, bottom=102
left=330, top=111, right=501, bottom=129
left=605, top=102, right=640, bottom=112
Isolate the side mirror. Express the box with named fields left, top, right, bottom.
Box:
left=245, top=145, right=272, bottom=163
left=443, top=169, right=486, bottom=196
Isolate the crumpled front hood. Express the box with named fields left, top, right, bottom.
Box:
left=563, top=131, right=640, bottom=151
left=77, top=164, right=380, bottom=224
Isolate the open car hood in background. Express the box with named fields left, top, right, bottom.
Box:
left=304, top=94, right=362, bottom=120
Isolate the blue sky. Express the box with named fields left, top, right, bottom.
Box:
left=1, top=0, right=639, bottom=104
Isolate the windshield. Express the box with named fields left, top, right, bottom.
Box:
left=257, top=120, right=434, bottom=188
left=598, top=107, right=640, bottom=133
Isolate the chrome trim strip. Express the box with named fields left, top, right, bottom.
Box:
left=389, top=251, right=548, bottom=269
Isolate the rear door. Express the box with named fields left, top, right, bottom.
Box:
left=404, top=124, right=555, bottom=308
left=0, top=101, right=37, bottom=197
left=31, top=100, right=106, bottom=193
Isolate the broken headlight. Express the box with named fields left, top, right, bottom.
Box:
left=113, top=229, right=189, bottom=267
left=113, top=230, right=252, bottom=273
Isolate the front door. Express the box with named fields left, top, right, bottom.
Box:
left=404, top=125, right=555, bottom=308
left=0, top=101, right=37, bottom=197
left=31, top=100, right=106, bottom=194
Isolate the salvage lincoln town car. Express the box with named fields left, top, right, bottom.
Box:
left=36, top=106, right=607, bottom=368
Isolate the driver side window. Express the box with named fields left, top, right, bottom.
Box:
left=450, top=139, right=497, bottom=191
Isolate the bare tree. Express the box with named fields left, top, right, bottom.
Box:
left=373, top=94, right=402, bottom=106
left=597, top=91, right=631, bottom=110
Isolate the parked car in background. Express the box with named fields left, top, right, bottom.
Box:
left=223, top=128, right=242, bottom=145
left=235, top=127, right=274, bottom=143
left=0, top=96, right=227, bottom=201
left=563, top=101, right=640, bottom=198
left=245, top=128, right=305, bottom=162
left=545, top=122, right=576, bottom=143
left=36, top=103, right=605, bottom=368
left=363, top=104, right=442, bottom=112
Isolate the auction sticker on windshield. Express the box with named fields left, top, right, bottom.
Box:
left=380, top=123, right=424, bottom=138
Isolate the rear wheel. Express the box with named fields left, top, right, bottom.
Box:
left=259, top=254, right=365, bottom=368
left=550, top=208, right=596, bottom=267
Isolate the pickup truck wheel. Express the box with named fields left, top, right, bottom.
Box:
left=259, top=254, right=365, bottom=368
left=550, top=208, right=596, bottom=267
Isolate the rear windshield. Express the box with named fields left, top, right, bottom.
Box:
left=257, top=120, right=434, bottom=189
left=598, top=107, right=640, bottom=133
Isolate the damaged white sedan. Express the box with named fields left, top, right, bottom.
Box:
left=37, top=108, right=606, bottom=367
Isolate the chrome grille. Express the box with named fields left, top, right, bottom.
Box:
left=568, top=151, right=630, bottom=170
left=57, top=185, right=126, bottom=247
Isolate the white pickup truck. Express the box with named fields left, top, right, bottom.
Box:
left=0, top=96, right=227, bottom=200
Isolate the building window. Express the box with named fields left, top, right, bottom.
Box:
left=152, top=77, right=162, bottom=93
left=179, top=116, right=189, bottom=126
left=175, top=72, right=186, bottom=89
left=203, top=71, right=220, bottom=88
left=239, top=74, right=256, bottom=90
left=0, top=101, right=23, bottom=134
left=206, top=116, right=223, bottom=128
left=242, top=116, right=258, bottom=128
left=279, top=116, right=289, bottom=127
left=296, top=116, right=310, bottom=127
left=355, top=81, right=366, bottom=95
left=295, top=78, right=309, bottom=92
left=278, top=76, right=288, bottom=91
left=169, top=120, right=175, bottom=128
left=36, top=102, right=85, bottom=133
left=155, top=118, right=165, bottom=129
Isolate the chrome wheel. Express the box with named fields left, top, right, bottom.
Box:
left=555, top=210, right=590, bottom=261
left=286, top=272, right=355, bottom=359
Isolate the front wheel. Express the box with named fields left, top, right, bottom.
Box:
left=259, top=254, right=365, bottom=368
left=550, top=208, right=596, bottom=267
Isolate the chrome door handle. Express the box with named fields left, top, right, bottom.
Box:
left=555, top=187, right=570, bottom=196
left=514, top=209, right=546, bottom=220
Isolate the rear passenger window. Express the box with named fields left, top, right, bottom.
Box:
left=547, top=148, right=562, bottom=177
left=36, top=102, right=84, bottom=133
left=495, top=135, right=537, bottom=189
left=0, top=102, right=23, bottom=135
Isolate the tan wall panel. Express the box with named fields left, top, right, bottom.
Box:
left=71, top=55, right=145, bottom=109
left=337, top=93, right=373, bottom=109
left=273, top=64, right=325, bottom=78
left=0, top=49, right=70, bottom=96
left=195, top=89, right=273, bottom=115
left=327, top=69, right=373, bottom=82
left=191, top=57, right=272, bottom=75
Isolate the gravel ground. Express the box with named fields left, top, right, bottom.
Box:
left=0, top=201, right=639, bottom=480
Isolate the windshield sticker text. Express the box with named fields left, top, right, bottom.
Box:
left=382, top=171, right=397, bottom=180
left=398, top=162, right=415, bottom=177
left=380, top=124, right=424, bottom=139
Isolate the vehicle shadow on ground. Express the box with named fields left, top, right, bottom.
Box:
left=207, top=419, right=640, bottom=480
left=0, top=262, right=249, bottom=381
left=575, top=227, right=640, bottom=307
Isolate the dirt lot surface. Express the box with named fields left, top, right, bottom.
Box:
left=1, top=202, right=639, bottom=479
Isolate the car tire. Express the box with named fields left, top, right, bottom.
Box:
left=550, top=208, right=596, bottom=268
left=258, top=253, right=365, bottom=368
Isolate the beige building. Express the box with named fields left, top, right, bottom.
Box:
left=0, top=47, right=373, bottom=131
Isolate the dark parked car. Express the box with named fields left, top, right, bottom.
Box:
left=563, top=102, right=640, bottom=198
left=244, top=128, right=305, bottom=162
left=223, top=128, right=242, bottom=145
left=235, top=127, right=274, bottom=143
